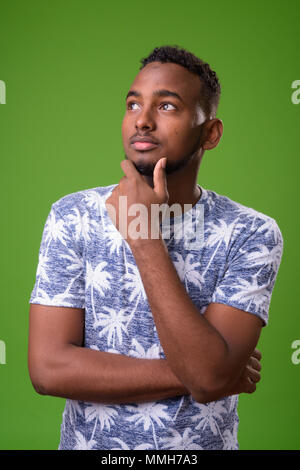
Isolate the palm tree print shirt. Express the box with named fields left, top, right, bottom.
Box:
left=29, top=184, right=283, bottom=450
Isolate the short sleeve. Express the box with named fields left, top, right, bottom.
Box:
left=29, top=203, right=85, bottom=308
left=210, top=217, right=284, bottom=326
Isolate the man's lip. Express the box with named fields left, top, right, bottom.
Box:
left=130, top=136, right=159, bottom=145
left=131, top=142, right=159, bottom=151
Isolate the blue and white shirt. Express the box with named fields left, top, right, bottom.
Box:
left=29, top=184, right=283, bottom=450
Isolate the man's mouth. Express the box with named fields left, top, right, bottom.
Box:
left=131, top=141, right=159, bottom=151
left=130, top=134, right=160, bottom=151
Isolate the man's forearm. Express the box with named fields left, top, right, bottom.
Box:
left=35, top=344, right=255, bottom=404
left=38, top=345, right=190, bottom=404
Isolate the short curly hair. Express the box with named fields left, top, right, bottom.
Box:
left=140, top=45, right=221, bottom=118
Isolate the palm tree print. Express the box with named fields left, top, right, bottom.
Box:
left=121, top=262, right=147, bottom=302
left=36, top=253, right=50, bottom=283
left=203, top=219, right=244, bottom=277
left=62, top=399, right=84, bottom=432
left=129, top=338, right=160, bottom=359
left=35, top=207, right=69, bottom=293
left=94, top=306, right=130, bottom=349
left=85, top=403, right=119, bottom=441
left=159, top=427, right=203, bottom=450
left=61, top=248, right=84, bottom=272
left=73, top=430, right=97, bottom=450
left=191, top=400, right=227, bottom=446
left=45, top=207, right=69, bottom=246
left=173, top=252, right=206, bottom=291
left=110, top=437, right=153, bottom=450
left=86, top=260, right=112, bottom=322
left=172, top=395, right=195, bottom=423
left=266, top=244, right=283, bottom=273
left=222, top=422, right=239, bottom=450
left=120, top=262, right=147, bottom=327
left=67, top=207, right=98, bottom=243
left=242, top=243, right=282, bottom=276
left=84, top=190, right=103, bottom=211
left=227, top=273, right=270, bottom=312
left=125, top=403, right=172, bottom=450
left=34, top=280, right=83, bottom=306
left=103, top=224, right=125, bottom=255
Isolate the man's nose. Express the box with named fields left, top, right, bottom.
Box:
left=135, top=106, right=156, bottom=131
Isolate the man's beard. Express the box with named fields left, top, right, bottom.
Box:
left=124, top=148, right=199, bottom=177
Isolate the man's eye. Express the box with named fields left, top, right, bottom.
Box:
left=161, top=102, right=177, bottom=111
left=127, top=102, right=139, bottom=110
left=127, top=102, right=177, bottom=111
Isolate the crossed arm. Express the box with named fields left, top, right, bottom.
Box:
left=28, top=304, right=261, bottom=405
left=28, top=264, right=261, bottom=404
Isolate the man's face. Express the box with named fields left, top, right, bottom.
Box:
left=121, top=62, right=207, bottom=176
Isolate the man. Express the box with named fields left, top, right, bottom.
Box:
left=28, top=45, right=283, bottom=450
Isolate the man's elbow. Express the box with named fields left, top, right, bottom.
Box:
left=28, top=364, right=54, bottom=396
left=28, top=345, right=70, bottom=397
left=191, top=372, right=233, bottom=404
left=32, top=379, right=49, bottom=396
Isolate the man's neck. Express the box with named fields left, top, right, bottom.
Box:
left=142, top=154, right=203, bottom=214
left=142, top=174, right=202, bottom=221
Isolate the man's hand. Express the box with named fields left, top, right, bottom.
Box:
left=105, top=158, right=168, bottom=245
left=227, top=348, right=262, bottom=396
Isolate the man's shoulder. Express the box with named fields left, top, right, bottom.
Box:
left=204, top=187, right=283, bottom=246
left=206, top=187, right=276, bottom=226
left=51, top=183, right=118, bottom=216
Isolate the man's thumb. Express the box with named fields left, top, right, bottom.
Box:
left=153, top=157, right=168, bottom=200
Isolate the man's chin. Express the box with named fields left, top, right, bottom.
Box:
left=133, top=162, right=155, bottom=176
left=124, top=154, right=155, bottom=176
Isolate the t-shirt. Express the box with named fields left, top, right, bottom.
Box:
left=29, top=183, right=284, bottom=450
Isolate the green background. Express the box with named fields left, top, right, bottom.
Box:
left=0, top=0, right=299, bottom=450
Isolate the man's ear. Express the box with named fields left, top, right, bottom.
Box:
left=202, top=118, right=223, bottom=150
